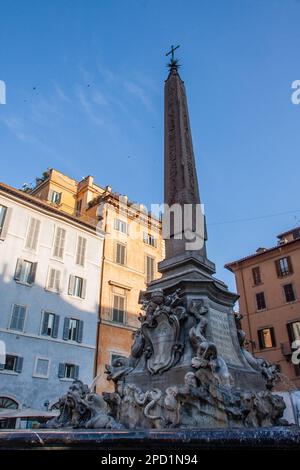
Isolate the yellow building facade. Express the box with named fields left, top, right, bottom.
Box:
left=31, top=168, right=164, bottom=391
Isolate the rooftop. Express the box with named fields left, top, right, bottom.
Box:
left=225, top=228, right=300, bottom=271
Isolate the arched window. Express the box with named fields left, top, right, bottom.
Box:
left=0, top=397, right=18, bottom=429
left=0, top=397, right=18, bottom=409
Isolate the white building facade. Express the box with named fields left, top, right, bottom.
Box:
left=0, top=183, right=103, bottom=416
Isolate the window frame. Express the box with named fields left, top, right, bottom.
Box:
left=143, top=232, right=157, bottom=248
left=75, top=235, right=87, bottom=267
left=114, top=218, right=128, bottom=235
left=258, top=327, right=276, bottom=350
left=24, top=217, right=41, bottom=252
left=8, top=304, right=27, bottom=333
left=45, top=267, right=61, bottom=293
left=48, top=190, right=62, bottom=205
left=283, top=283, right=296, bottom=303
left=252, top=266, right=262, bottom=286
left=275, top=256, right=293, bottom=278
left=112, top=293, right=126, bottom=324
left=255, top=291, right=267, bottom=311
left=145, top=254, right=156, bottom=284
left=0, top=204, right=8, bottom=236
left=14, top=258, right=37, bottom=286
left=33, top=356, right=51, bottom=379
left=115, top=241, right=127, bottom=266
left=52, top=226, right=66, bottom=261
left=40, top=310, right=59, bottom=338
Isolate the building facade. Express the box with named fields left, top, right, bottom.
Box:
left=0, top=183, right=104, bottom=416
left=31, top=169, right=164, bottom=392
left=225, top=227, right=300, bottom=390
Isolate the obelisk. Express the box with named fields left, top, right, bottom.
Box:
left=151, top=50, right=217, bottom=289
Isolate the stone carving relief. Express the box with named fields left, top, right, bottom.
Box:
left=43, top=380, right=122, bottom=430
left=45, top=288, right=287, bottom=430
left=234, top=312, right=280, bottom=390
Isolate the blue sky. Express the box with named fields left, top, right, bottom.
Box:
left=0, top=0, right=300, bottom=292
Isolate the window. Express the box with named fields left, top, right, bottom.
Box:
left=256, top=292, right=266, bottom=311
left=63, top=318, right=83, bottom=343
left=112, top=294, right=125, bottom=324
left=68, top=275, right=86, bottom=298
left=52, top=227, right=66, bottom=259
left=275, top=256, right=293, bottom=277
left=283, top=283, right=296, bottom=303
left=48, top=190, right=61, bottom=205
left=0, top=397, right=18, bottom=429
left=287, top=321, right=300, bottom=342
left=292, top=229, right=300, bottom=240
left=0, top=205, right=8, bottom=237
left=252, top=267, right=261, bottom=285
left=46, top=268, right=61, bottom=293
left=41, top=311, right=59, bottom=338
left=143, top=232, right=157, bottom=247
left=9, top=304, right=26, bottom=332
left=25, top=218, right=41, bottom=251
left=33, top=358, right=50, bottom=378
left=145, top=255, right=155, bottom=283
left=75, top=236, right=87, bottom=266
left=75, top=199, right=82, bottom=217
left=14, top=259, right=37, bottom=285
left=58, top=363, right=79, bottom=380
left=115, top=242, right=126, bottom=265
left=0, top=355, right=23, bottom=373
left=258, top=327, right=276, bottom=349
left=114, top=218, right=127, bottom=234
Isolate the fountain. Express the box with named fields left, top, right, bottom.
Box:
left=1, top=51, right=300, bottom=451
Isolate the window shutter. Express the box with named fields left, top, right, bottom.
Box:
left=48, top=189, right=54, bottom=202
left=270, top=328, right=276, bottom=347
left=81, top=279, right=87, bottom=299
left=58, top=363, right=65, bottom=378
left=287, top=256, right=294, bottom=274
left=287, top=322, right=294, bottom=343
left=25, top=218, right=35, bottom=249
left=25, top=218, right=40, bottom=250
left=52, top=315, right=59, bottom=338
left=28, top=262, right=37, bottom=284
left=55, top=270, right=61, bottom=292
left=76, top=237, right=86, bottom=266
left=18, top=306, right=26, bottom=330
left=68, top=275, right=75, bottom=295
left=48, top=268, right=55, bottom=290
left=15, top=356, right=23, bottom=373
left=63, top=317, right=70, bottom=340
left=0, top=207, right=12, bottom=241
left=53, top=227, right=66, bottom=259
left=14, top=259, right=23, bottom=281
left=258, top=330, right=264, bottom=349
left=275, top=260, right=281, bottom=277
left=32, top=219, right=40, bottom=250
left=41, top=312, right=49, bottom=335
left=74, top=365, right=79, bottom=380
left=10, top=305, right=19, bottom=330
left=77, top=320, right=84, bottom=343
left=76, top=237, right=82, bottom=265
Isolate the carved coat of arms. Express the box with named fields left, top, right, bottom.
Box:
left=140, top=289, right=187, bottom=375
